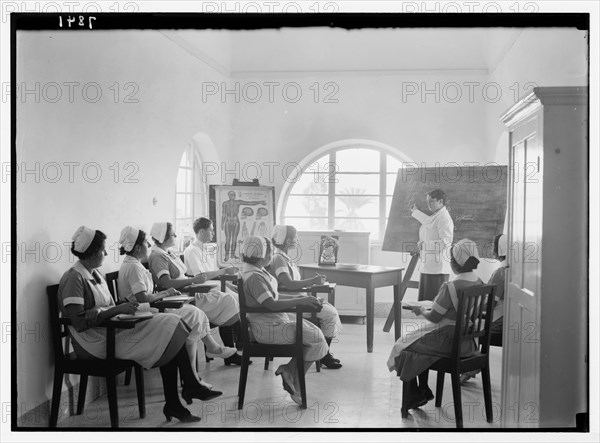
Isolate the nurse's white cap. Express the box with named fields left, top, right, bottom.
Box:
left=150, top=222, right=168, bottom=243
left=452, top=239, right=480, bottom=267
left=119, top=226, right=140, bottom=253
left=242, top=236, right=268, bottom=259
left=71, top=225, right=95, bottom=253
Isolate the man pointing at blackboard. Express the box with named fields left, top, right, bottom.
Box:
left=410, top=189, right=454, bottom=301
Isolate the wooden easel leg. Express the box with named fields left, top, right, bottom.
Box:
left=384, top=254, right=419, bottom=333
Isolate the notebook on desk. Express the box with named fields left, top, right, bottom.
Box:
left=114, top=311, right=154, bottom=320
left=161, top=295, right=195, bottom=302
left=186, top=282, right=219, bottom=289
left=309, top=283, right=337, bottom=291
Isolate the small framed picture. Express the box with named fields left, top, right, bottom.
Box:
left=318, top=235, right=339, bottom=266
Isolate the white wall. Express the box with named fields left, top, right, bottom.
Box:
left=486, top=28, right=589, bottom=163
left=15, top=30, right=232, bottom=420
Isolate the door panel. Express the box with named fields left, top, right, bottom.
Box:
left=502, top=112, right=542, bottom=427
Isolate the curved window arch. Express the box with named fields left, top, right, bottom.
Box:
left=175, top=143, right=208, bottom=249
left=280, top=140, right=412, bottom=242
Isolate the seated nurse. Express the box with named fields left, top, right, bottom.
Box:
left=117, top=226, right=237, bottom=388
left=268, top=224, right=343, bottom=369
left=241, top=235, right=328, bottom=406
left=386, top=238, right=483, bottom=412
left=148, top=221, right=244, bottom=366
left=58, top=226, right=222, bottom=423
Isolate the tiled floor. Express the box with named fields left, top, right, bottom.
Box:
left=53, top=316, right=503, bottom=429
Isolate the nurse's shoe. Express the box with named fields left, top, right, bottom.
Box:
left=290, top=392, right=303, bottom=406
left=182, top=385, right=222, bottom=404
left=163, top=404, right=201, bottom=423
left=320, top=352, right=342, bottom=369
left=206, top=346, right=237, bottom=360
left=224, top=352, right=252, bottom=366
left=275, top=365, right=296, bottom=396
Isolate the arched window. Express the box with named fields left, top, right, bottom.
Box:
left=280, top=142, right=409, bottom=242
left=175, top=143, right=207, bottom=249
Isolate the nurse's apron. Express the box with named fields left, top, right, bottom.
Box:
left=278, top=255, right=342, bottom=339
left=386, top=281, right=459, bottom=371
left=247, top=269, right=328, bottom=362
left=67, top=265, right=180, bottom=369
left=136, top=261, right=208, bottom=339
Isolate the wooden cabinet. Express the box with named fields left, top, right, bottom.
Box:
left=500, top=87, right=587, bottom=428
left=295, top=231, right=370, bottom=316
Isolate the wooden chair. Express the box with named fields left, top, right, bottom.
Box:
left=105, top=270, right=191, bottom=384
left=236, top=278, right=321, bottom=409
left=47, top=284, right=146, bottom=428
left=265, top=283, right=336, bottom=372
left=406, top=284, right=497, bottom=428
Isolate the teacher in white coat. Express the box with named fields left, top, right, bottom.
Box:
left=411, top=189, right=454, bottom=301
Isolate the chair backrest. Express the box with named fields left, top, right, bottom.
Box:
left=451, top=284, right=497, bottom=363
left=105, top=271, right=119, bottom=302
left=236, top=278, right=251, bottom=348
left=47, top=284, right=69, bottom=361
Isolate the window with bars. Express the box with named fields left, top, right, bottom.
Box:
left=281, top=147, right=404, bottom=242
left=175, top=144, right=207, bottom=249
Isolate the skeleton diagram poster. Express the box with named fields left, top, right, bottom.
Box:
left=210, top=185, right=276, bottom=266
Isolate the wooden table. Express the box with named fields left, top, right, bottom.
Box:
left=298, top=264, right=404, bottom=353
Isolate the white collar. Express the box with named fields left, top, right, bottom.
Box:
left=242, top=262, right=268, bottom=276
left=500, top=258, right=508, bottom=267
left=430, top=206, right=449, bottom=219
left=123, top=255, right=141, bottom=264
left=151, top=245, right=170, bottom=257
left=193, top=239, right=215, bottom=250
left=73, top=260, right=99, bottom=281
left=453, top=271, right=479, bottom=282
left=274, top=247, right=290, bottom=261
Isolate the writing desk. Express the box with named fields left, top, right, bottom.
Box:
left=298, top=264, right=403, bottom=353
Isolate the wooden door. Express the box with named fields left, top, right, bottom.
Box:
left=502, top=109, right=543, bottom=427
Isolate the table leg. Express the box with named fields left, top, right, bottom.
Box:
left=393, top=283, right=401, bottom=341
left=366, top=286, right=374, bottom=353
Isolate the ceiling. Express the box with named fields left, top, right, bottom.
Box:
left=164, top=27, right=522, bottom=77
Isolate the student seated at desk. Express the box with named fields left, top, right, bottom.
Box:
left=59, top=226, right=222, bottom=423
left=117, top=226, right=236, bottom=389
left=241, top=236, right=328, bottom=406
left=183, top=217, right=243, bottom=361
left=148, top=221, right=244, bottom=366
left=386, top=239, right=483, bottom=411
left=460, top=233, right=507, bottom=384
left=183, top=217, right=239, bottom=293
left=268, top=224, right=343, bottom=369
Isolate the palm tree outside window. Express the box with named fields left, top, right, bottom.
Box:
left=281, top=145, right=405, bottom=242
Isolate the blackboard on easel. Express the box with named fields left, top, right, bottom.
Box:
left=382, top=164, right=508, bottom=333
left=383, top=165, right=508, bottom=258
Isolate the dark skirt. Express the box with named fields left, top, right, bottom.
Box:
left=394, top=325, right=477, bottom=381
left=418, top=273, right=449, bottom=301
